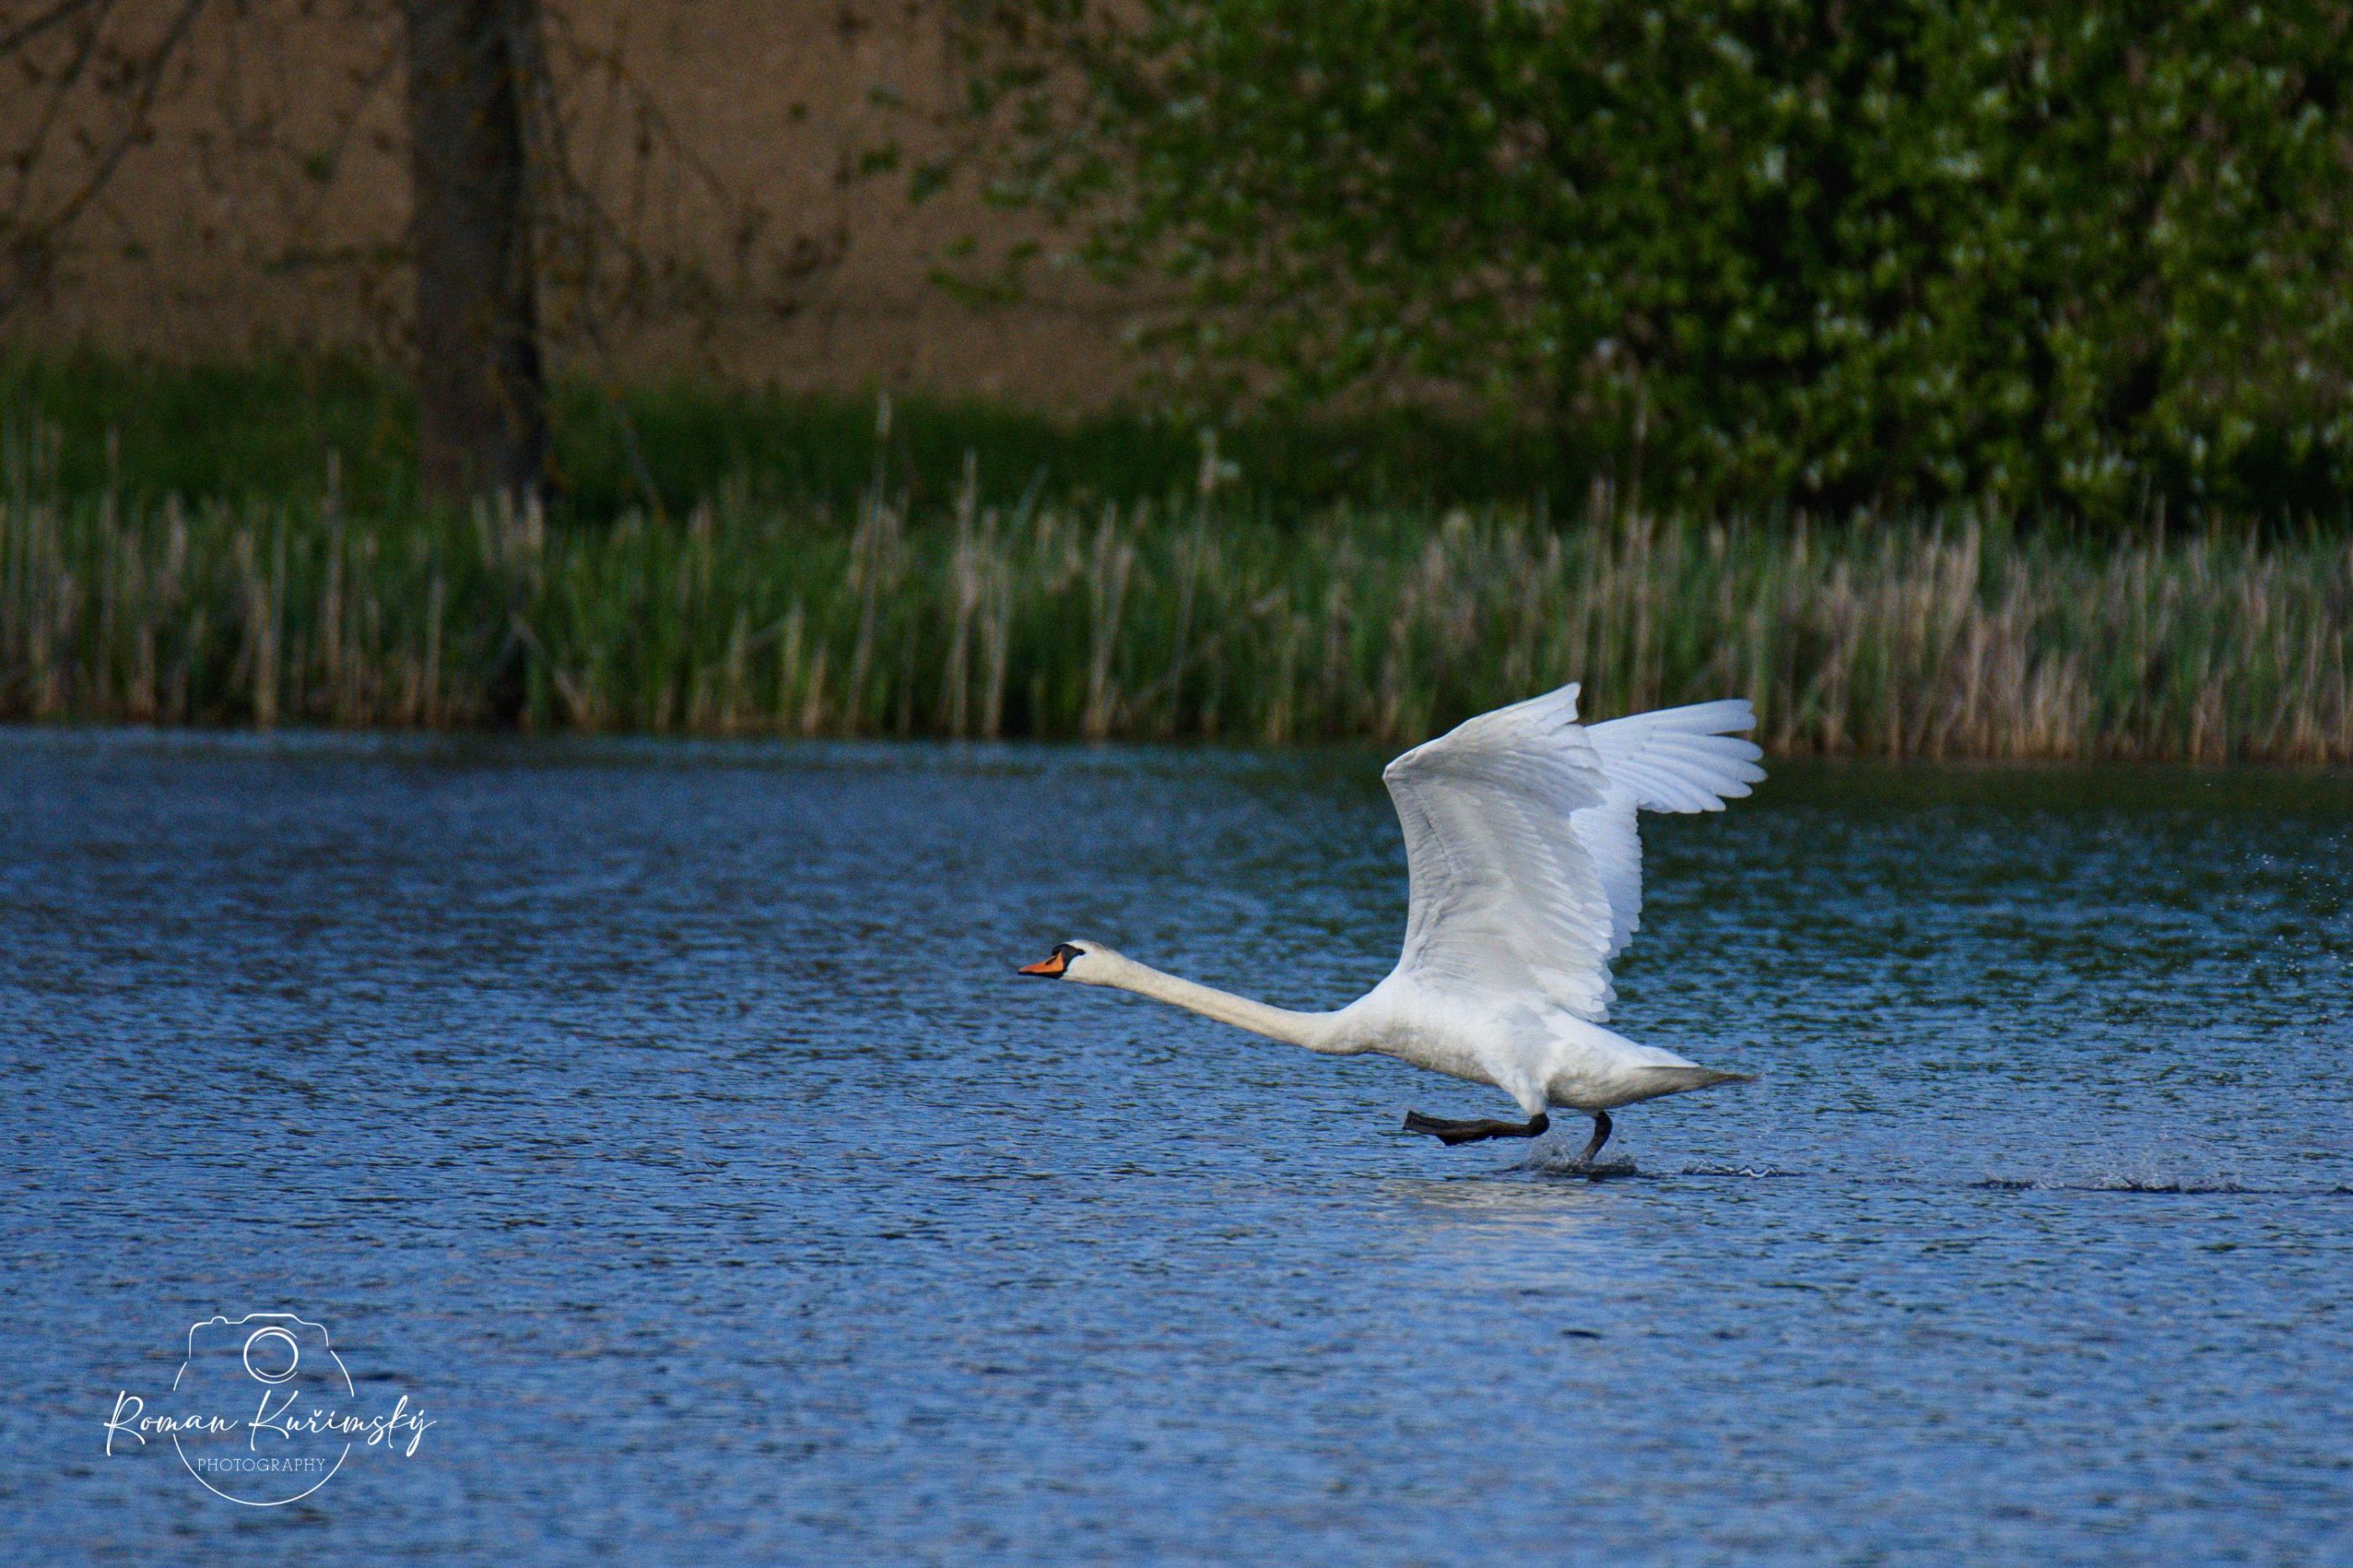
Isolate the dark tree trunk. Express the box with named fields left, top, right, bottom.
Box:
left=402, top=0, right=546, bottom=507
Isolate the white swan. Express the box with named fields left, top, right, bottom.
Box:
left=1018, top=682, right=1766, bottom=1165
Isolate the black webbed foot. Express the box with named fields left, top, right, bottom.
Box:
left=1403, top=1110, right=1552, bottom=1146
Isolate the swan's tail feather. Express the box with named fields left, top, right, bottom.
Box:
left=1639, top=1066, right=1755, bottom=1095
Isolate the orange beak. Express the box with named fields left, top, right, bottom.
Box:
left=1017, top=950, right=1069, bottom=977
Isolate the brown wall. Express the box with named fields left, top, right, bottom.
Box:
left=1, top=0, right=1140, bottom=406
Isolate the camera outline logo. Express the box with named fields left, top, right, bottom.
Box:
left=105, top=1308, right=434, bottom=1508
left=172, top=1312, right=355, bottom=1507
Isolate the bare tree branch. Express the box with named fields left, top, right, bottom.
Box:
left=0, top=0, right=106, bottom=57
left=34, top=0, right=208, bottom=239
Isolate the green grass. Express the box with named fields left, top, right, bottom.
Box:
left=0, top=349, right=1591, bottom=519
left=3, top=446, right=2345, bottom=760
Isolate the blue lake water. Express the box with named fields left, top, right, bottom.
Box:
left=2, top=730, right=2348, bottom=1564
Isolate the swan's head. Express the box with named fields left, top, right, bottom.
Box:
left=1015, top=940, right=1114, bottom=984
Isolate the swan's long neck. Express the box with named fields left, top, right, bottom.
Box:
left=1095, top=955, right=1350, bottom=1054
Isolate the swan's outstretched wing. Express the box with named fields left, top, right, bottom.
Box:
left=1382, top=683, right=1618, bottom=1018
left=1578, top=699, right=1766, bottom=960
left=1381, top=684, right=1762, bottom=1021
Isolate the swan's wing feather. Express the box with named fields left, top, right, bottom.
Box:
left=1585, top=700, right=1766, bottom=812
left=1577, top=699, right=1767, bottom=958
left=1382, top=682, right=1620, bottom=1019
left=1570, top=795, right=1646, bottom=960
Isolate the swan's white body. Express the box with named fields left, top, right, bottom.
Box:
left=1040, top=682, right=1766, bottom=1122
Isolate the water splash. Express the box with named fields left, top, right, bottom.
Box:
left=1519, top=1148, right=1641, bottom=1178
left=1971, top=1175, right=2257, bottom=1194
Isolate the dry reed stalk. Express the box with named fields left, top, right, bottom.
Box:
left=0, top=481, right=2346, bottom=761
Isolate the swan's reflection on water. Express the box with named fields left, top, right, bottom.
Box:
left=1361, top=1172, right=1669, bottom=1296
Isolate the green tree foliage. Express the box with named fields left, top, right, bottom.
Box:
left=953, top=1, right=2353, bottom=515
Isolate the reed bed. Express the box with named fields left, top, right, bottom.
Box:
left=1, top=462, right=2346, bottom=760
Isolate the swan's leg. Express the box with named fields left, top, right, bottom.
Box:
left=1403, top=1110, right=1551, bottom=1146
left=1571, top=1111, right=1613, bottom=1167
